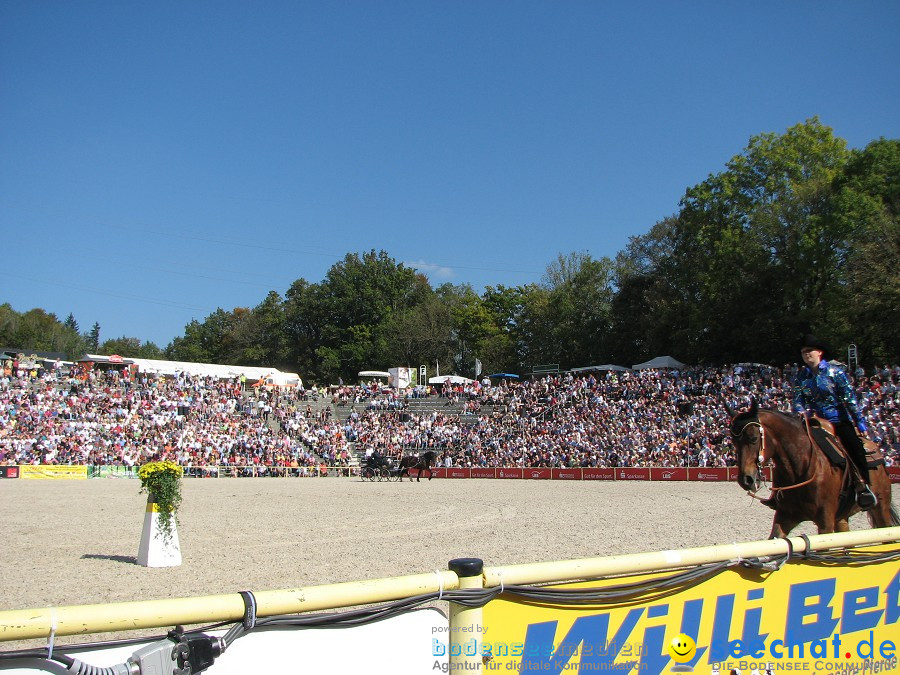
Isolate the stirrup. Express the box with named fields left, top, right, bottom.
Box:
left=856, top=486, right=878, bottom=511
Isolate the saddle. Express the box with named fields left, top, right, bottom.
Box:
left=805, top=417, right=885, bottom=471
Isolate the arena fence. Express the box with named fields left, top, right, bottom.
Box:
left=1, top=527, right=898, bottom=673
left=3, top=464, right=900, bottom=482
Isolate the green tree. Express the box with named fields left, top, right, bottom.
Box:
left=543, top=252, right=616, bottom=368
left=87, top=323, right=101, bottom=353
left=63, top=313, right=79, bottom=334
left=833, top=138, right=900, bottom=363
left=99, top=337, right=143, bottom=357
left=480, top=284, right=528, bottom=372
left=283, top=279, right=327, bottom=382
left=98, top=337, right=163, bottom=359
left=640, top=118, right=853, bottom=363
left=314, top=251, right=430, bottom=382
left=232, top=291, right=286, bottom=366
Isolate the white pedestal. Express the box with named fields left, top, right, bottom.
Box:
left=137, top=497, right=182, bottom=567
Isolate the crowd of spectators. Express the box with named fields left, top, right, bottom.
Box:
left=0, top=364, right=350, bottom=476
left=1, top=360, right=898, bottom=474
left=352, top=364, right=900, bottom=470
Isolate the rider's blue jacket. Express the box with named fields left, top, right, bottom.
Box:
left=792, top=361, right=867, bottom=432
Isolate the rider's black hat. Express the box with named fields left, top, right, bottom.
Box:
left=801, top=334, right=830, bottom=357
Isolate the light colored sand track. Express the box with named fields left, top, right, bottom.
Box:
left=1, top=477, right=896, bottom=649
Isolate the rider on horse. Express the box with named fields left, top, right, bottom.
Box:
left=792, top=334, right=877, bottom=510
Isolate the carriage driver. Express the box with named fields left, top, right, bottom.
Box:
left=792, top=335, right=877, bottom=510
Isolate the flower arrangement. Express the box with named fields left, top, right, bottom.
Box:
left=138, top=460, right=183, bottom=540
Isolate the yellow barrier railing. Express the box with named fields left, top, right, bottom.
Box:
left=1, top=526, right=898, bottom=656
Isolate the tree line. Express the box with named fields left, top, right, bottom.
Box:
left=3, top=119, right=897, bottom=382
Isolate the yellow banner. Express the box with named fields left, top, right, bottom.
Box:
left=20, top=465, right=88, bottom=480
left=481, top=544, right=899, bottom=674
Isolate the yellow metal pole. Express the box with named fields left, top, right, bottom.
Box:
left=448, top=558, right=485, bottom=672
left=482, top=526, right=900, bottom=587
left=0, top=570, right=459, bottom=642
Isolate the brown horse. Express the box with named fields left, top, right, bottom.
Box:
left=397, top=450, right=437, bottom=482
left=726, top=400, right=898, bottom=538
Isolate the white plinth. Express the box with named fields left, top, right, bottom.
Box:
left=137, top=497, right=182, bottom=567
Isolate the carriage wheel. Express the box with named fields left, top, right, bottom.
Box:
left=362, top=467, right=374, bottom=481
left=379, top=467, right=391, bottom=481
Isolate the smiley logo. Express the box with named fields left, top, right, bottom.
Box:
left=667, top=633, right=696, bottom=671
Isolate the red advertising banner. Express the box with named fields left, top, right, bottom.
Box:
left=551, top=468, right=582, bottom=481
left=888, top=467, right=900, bottom=484
left=470, top=467, right=496, bottom=479
left=497, top=468, right=523, bottom=479
left=436, top=468, right=471, bottom=479
left=582, top=467, right=616, bottom=481
left=689, top=467, right=729, bottom=481
left=649, top=467, right=689, bottom=481
left=523, top=468, right=551, bottom=480
left=615, top=467, right=651, bottom=480
left=0, top=466, right=19, bottom=479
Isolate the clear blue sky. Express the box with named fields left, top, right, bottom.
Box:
left=2, top=2, right=898, bottom=349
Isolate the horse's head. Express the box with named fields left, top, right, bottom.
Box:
left=725, top=400, right=763, bottom=492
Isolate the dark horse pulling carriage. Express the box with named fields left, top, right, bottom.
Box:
left=397, top=450, right=437, bottom=481
left=727, top=400, right=898, bottom=538
left=360, top=450, right=437, bottom=482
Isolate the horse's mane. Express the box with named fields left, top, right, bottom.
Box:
left=729, top=405, right=798, bottom=435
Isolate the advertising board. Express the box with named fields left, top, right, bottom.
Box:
left=551, top=468, right=582, bottom=481
left=649, top=467, right=689, bottom=481
left=582, top=468, right=616, bottom=481
left=615, top=467, right=651, bottom=480
left=482, top=543, right=900, bottom=674
left=20, top=465, right=88, bottom=480
left=690, top=467, right=729, bottom=481
left=0, top=466, right=19, bottom=479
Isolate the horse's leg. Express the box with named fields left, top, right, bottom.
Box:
left=769, top=512, right=799, bottom=539
left=835, top=518, right=850, bottom=532
left=869, top=471, right=897, bottom=528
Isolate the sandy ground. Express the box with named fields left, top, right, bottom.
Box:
left=1, top=476, right=897, bottom=650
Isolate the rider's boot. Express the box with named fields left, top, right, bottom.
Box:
left=853, top=467, right=877, bottom=511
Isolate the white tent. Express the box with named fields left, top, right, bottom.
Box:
left=358, top=370, right=390, bottom=378
left=631, top=355, right=686, bottom=370
left=428, top=375, right=475, bottom=385
left=125, top=357, right=276, bottom=380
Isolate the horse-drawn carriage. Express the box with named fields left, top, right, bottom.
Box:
left=360, top=451, right=437, bottom=482
left=360, top=453, right=400, bottom=481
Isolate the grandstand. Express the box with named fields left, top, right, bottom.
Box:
left=1, top=357, right=898, bottom=474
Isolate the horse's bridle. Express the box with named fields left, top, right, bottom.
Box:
left=730, top=416, right=771, bottom=465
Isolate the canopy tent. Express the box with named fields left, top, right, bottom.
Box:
left=631, top=355, right=686, bottom=370
left=486, top=373, right=520, bottom=379
left=78, top=353, right=134, bottom=368
left=358, top=370, right=390, bottom=378
left=428, top=375, right=475, bottom=385
left=127, top=357, right=276, bottom=380
left=569, top=364, right=631, bottom=373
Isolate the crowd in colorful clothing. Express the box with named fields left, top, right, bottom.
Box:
left=1, top=361, right=897, bottom=472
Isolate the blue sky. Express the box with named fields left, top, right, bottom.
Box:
left=2, top=2, right=898, bottom=348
